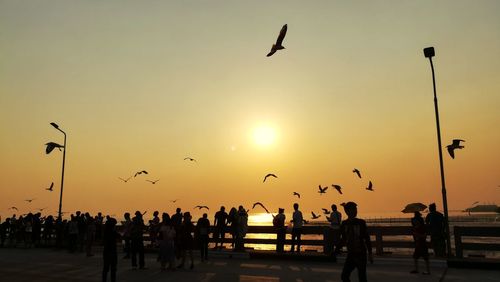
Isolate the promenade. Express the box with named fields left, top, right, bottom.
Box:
left=1, top=248, right=499, bottom=282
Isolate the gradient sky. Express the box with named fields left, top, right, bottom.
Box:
left=1, top=1, right=499, bottom=220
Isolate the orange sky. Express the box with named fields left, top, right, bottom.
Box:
left=1, top=1, right=499, bottom=220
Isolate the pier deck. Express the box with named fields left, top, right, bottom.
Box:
left=1, top=248, right=499, bottom=282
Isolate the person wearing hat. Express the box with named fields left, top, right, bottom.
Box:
left=335, top=201, right=373, bottom=282
left=273, top=208, right=286, bottom=252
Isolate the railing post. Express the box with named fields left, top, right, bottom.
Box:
left=454, top=226, right=463, bottom=258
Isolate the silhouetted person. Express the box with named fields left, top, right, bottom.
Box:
left=228, top=207, right=238, bottom=248
left=102, top=217, right=120, bottom=282
left=213, top=206, right=228, bottom=249
left=335, top=202, right=373, bottom=282
left=130, top=211, right=146, bottom=269
left=85, top=213, right=96, bottom=256
left=273, top=208, right=286, bottom=252
left=425, top=203, right=446, bottom=257
left=411, top=212, right=430, bottom=275
left=178, top=212, right=194, bottom=269
left=76, top=211, right=86, bottom=252
left=158, top=213, right=176, bottom=271
left=196, top=213, right=210, bottom=261
left=149, top=211, right=160, bottom=247
left=68, top=215, right=79, bottom=253
left=328, top=204, right=342, bottom=259
left=43, top=215, right=54, bottom=246
left=32, top=213, right=42, bottom=247
left=95, top=212, right=104, bottom=242
left=0, top=218, right=10, bottom=247
left=234, top=206, right=248, bottom=252
left=290, top=203, right=303, bottom=253
left=171, top=208, right=183, bottom=258
left=122, top=212, right=132, bottom=259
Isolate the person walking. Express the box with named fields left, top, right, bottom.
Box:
left=410, top=212, right=430, bottom=275
left=425, top=203, right=446, bottom=257
left=290, top=203, right=303, bottom=253
left=102, top=217, right=120, bottom=282
left=273, top=208, right=286, bottom=253
left=335, top=202, right=373, bottom=282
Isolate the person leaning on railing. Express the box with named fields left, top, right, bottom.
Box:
left=273, top=208, right=286, bottom=253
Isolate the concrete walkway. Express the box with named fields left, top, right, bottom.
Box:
left=0, top=248, right=498, bottom=282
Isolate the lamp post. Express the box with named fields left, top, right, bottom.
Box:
left=423, top=47, right=452, bottom=257
left=50, top=122, right=67, bottom=220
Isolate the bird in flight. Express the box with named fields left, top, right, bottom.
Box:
left=311, top=211, right=321, bottom=219
left=252, top=202, right=271, bottom=214
left=9, top=207, right=18, bottom=211
left=25, top=198, right=36, bottom=203
left=366, top=181, right=374, bottom=191
left=37, top=207, right=47, bottom=212
left=134, top=170, right=148, bottom=177
left=46, top=182, right=54, bottom=191
left=195, top=205, right=209, bottom=210
left=332, top=184, right=343, bottom=194
left=267, top=24, right=287, bottom=57
left=45, top=142, right=64, bottom=154
left=353, top=168, right=362, bottom=178
left=446, top=139, right=465, bottom=159
left=146, top=179, right=160, bottom=184
left=471, top=201, right=479, bottom=206
left=293, top=192, right=301, bottom=198
left=263, top=173, right=277, bottom=183
left=170, top=199, right=178, bottom=203
left=318, top=185, right=328, bottom=194
left=184, top=157, right=197, bottom=162
left=322, top=208, right=331, bottom=215
left=118, top=176, right=132, bottom=183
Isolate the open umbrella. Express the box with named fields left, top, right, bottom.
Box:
left=402, top=203, right=427, bottom=213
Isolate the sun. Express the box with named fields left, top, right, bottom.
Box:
left=253, top=126, right=276, bottom=146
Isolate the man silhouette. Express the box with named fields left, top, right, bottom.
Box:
left=290, top=203, right=303, bottom=253
left=335, top=202, right=373, bottom=282
left=213, top=206, right=228, bottom=249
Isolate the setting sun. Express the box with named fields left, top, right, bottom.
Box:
left=253, top=126, right=276, bottom=147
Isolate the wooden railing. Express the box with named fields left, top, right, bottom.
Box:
left=454, top=226, right=500, bottom=258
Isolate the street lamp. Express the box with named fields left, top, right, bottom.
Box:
left=48, top=122, right=67, bottom=220
left=423, top=47, right=452, bottom=257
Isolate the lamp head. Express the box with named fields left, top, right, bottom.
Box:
left=423, top=47, right=435, bottom=58
left=50, top=122, right=59, bottom=129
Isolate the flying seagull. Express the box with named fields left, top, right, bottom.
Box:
left=252, top=202, right=271, bottom=214
left=134, top=170, right=148, bottom=177
left=37, top=207, right=48, bottom=212
left=146, top=179, right=160, bottom=184
left=45, top=142, right=64, bottom=154
left=446, top=139, right=465, bottom=159
left=353, top=168, right=362, bottom=178
left=311, top=211, right=321, bottom=219
left=332, top=184, right=343, bottom=194
left=25, top=198, right=36, bottom=203
left=9, top=206, right=18, bottom=211
left=293, top=192, right=301, bottom=198
left=46, top=182, right=54, bottom=191
left=184, top=157, right=197, bottom=162
left=366, top=181, right=374, bottom=191
left=170, top=199, right=178, bottom=203
left=318, top=185, right=328, bottom=194
left=322, top=208, right=331, bottom=215
left=263, top=173, right=277, bottom=183
left=195, top=205, right=209, bottom=210
left=267, top=24, right=287, bottom=57
left=118, top=177, right=132, bottom=183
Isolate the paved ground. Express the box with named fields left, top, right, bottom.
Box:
left=0, top=248, right=499, bottom=282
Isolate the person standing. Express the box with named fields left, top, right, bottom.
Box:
left=425, top=203, right=446, bottom=257
left=196, top=213, right=210, bottom=262
left=228, top=207, right=238, bottom=249
left=273, top=208, right=286, bottom=253
left=177, top=212, right=194, bottom=269
left=130, top=211, right=146, bottom=269
left=290, top=203, right=303, bottom=253
left=335, top=202, right=373, bottom=282
left=85, top=213, right=96, bottom=257
left=102, top=217, right=120, bottom=282
left=234, top=206, right=248, bottom=252
left=328, top=204, right=342, bottom=259
left=213, top=206, right=228, bottom=250
left=121, top=212, right=132, bottom=259
left=410, top=212, right=430, bottom=275
left=158, top=213, right=176, bottom=271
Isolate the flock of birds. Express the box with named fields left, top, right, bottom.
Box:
left=7, top=25, right=472, bottom=219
